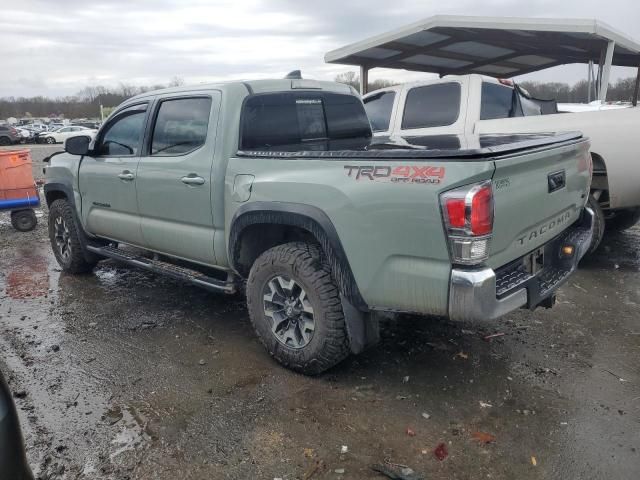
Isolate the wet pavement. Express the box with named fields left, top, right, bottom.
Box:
left=1, top=145, right=639, bottom=479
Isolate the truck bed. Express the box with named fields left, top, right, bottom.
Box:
left=237, top=132, right=584, bottom=159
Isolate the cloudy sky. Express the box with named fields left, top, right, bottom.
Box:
left=2, top=0, right=639, bottom=98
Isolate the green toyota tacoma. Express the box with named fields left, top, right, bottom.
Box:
left=43, top=77, right=594, bottom=374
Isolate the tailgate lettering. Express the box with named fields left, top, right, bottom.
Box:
left=517, top=211, right=571, bottom=246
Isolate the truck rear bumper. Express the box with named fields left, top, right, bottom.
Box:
left=448, top=207, right=593, bottom=322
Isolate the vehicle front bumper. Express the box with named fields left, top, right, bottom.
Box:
left=448, top=207, right=594, bottom=322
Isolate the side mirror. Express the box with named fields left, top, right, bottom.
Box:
left=65, top=135, right=92, bottom=156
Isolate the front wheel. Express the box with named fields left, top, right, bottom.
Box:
left=48, top=199, right=98, bottom=273
left=246, top=242, right=351, bottom=375
left=45, top=137, right=56, bottom=144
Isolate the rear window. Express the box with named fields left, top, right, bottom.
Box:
left=240, top=92, right=371, bottom=150
left=401, top=83, right=461, bottom=130
left=363, top=91, right=396, bottom=132
left=480, top=82, right=516, bottom=120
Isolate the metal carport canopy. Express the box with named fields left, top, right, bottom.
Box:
left=324, top=15, right=640, bottom=101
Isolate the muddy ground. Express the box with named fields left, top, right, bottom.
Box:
left=1, top=144, right=639, bottom=479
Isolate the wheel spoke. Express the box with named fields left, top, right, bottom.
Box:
left=263, top=274, right=316, bottom=349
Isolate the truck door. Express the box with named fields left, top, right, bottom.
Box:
left=396, top=81, right=467, bottom=136
left=135, top=92, right=221, bottom=265
left=78, top=103, right=149, bottom=246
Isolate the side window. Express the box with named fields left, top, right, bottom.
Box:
left=97, top=105, right=147, bottom=156
left=363, top=91, right=396, bottom=132
left=240, top=92, right=370, bottom=150
left=401, top=83, right=461, bottom=130
left=59, top=127, right=71, bottom=133
left=151, top=97, right=212, bottom=156
left=480, top=83, right=517, bottom=120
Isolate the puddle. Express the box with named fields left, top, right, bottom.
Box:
left=5, top=253, right=50, bottom=299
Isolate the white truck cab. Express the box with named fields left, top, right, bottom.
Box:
left=364, top=74, right=546, bottom=137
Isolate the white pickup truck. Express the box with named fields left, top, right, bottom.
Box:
left=363, top=74, right=640, bottom=250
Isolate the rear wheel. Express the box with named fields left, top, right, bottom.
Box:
left=587, top=195, right=605, bottom=254
left=48, top=199, right=98, bottom=273
left=606, top=208, right=640, bottom=232
left=0, top=136, right=10, bottom=146
left=10, top=209, right=37, bottom=232
left=246, top=242, right=350, bottom=375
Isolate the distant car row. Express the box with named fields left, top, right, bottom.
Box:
left=0, top=124, right=97, bottom=146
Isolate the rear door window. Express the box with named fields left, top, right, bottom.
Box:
left=240, top=92, right=371, bottom=150
left=480, top=82, right=518, bottom=120
left=363, top=91, right=396, bottom=132
left=401, top=83, right=461, bottom=129
left=151, top=97, right=212, bottom=156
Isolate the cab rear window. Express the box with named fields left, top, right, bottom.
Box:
left=240, top=92, right=371, bottom=150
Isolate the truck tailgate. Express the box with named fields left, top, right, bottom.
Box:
left=488, top=137, right=591, bottom=269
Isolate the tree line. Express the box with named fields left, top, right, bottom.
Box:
left=2, top=73, right=637, bottom=119
left=0, top=77, right=185, bottom=120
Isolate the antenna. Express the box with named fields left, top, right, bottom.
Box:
left=284, top=70, right=302, bottom=79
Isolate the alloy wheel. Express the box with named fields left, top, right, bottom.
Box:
left=263, top=275, right=315, bottom=349
left=53, top=215, right=72, bottom=261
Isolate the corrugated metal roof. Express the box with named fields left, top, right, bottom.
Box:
left=325, top=15, right=640, bottom=77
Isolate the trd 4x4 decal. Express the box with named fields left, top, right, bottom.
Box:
left=344, top=165, right=445, bottom=184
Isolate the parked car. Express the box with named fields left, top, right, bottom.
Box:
left=26, top=123, right=48, bottom=134
left=48, top=122, right=65, bottom=131
left=15, top=127, right=34, bottom=143
left=44, top=78, right=593, bottom=374
left=363, top=74, right=640, bottom=250
left=0, top=125, right=22, bottom=146
left=38, top=125, right=96, bottom=144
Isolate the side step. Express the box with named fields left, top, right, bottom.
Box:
left=86, top=245, right=237, bottom=294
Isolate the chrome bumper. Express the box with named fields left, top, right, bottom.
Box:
left=448, top=208, right=594, bottom=322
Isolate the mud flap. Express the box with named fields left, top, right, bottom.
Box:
left=341, top=296, right=381, bottom=354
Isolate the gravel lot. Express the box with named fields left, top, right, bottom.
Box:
left=1, top=144, right=639, bottom=479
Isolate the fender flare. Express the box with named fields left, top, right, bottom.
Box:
left=229, top=202, right=368, bottom=312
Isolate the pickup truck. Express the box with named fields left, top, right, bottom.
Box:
left=43, top=78, right=593, bottom=374
left=363, top=74, right=640, bottom=250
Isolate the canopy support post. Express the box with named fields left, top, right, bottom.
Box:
left=598, top=40, right=615, bottom=102
left=633, top=66, right=640, bottom=107
left=359, top=66, right=369, bottom=95
left=587, top=60, right=593, bottom=103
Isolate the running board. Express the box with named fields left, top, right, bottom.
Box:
left=86, top=245, right=237, bottom=294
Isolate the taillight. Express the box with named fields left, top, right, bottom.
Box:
left=440, top=181, right=494, bottom=265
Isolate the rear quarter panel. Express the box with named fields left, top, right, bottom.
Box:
left=225, top=156, right=494, bottom=315
left=476, top=108, right=640, bottom=209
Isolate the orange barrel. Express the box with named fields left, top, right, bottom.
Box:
left=0, top=149, right=40, bottom=210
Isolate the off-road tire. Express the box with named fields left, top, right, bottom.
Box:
left=10, top=209, right=37, bottom=232
left=606, top=208, right=640, bottom=232
left=247, top=242, right=350, bottom=375
left=587, top=195, right=605, bottom=254
left=48, top=199, right=98, bottom=273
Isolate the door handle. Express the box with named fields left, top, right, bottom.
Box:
left=118, top=171, right=135, bottom=181
left=181, top=175, right=205, bottom=186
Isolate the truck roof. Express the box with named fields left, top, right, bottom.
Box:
left=124, top=78, right=356, bottom=104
